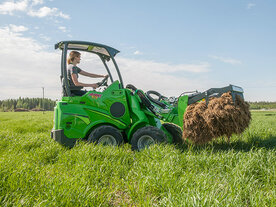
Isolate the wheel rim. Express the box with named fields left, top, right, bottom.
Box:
left=98, top=135, right=117, bottom=146
left=137, top=135, right=155, bottom=150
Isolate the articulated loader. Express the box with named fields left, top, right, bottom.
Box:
left=51, top=41, right=245, bottom=150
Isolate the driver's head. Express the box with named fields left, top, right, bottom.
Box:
left=67, top=51, right=81, bottom=64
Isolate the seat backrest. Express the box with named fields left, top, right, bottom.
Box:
left=61, top=76, right=70, bottom=96
left=61, top=74, right=85, bottom=96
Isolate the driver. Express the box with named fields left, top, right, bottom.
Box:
left=67, top=51, right=108, bottom=95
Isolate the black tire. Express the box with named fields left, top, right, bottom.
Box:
left=146, top=90, right=167, bottom=108
left=88, top=125, right=124, bottom=146
left=162, top=123, right=183, bottom=144
left=131, top=126, right=167, bottom=151
left=126, top=84, right=137, bottom=91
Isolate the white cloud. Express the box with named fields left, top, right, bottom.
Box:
left=31, top=0, right=44, bottom=6
left=0, top=0, right=28, bottom=15
left=0, top=26, right=60, bottom=99
left=39, top=34, right=51, bottom=41
left=209, top=55, right=242, bottom=65
left=9, top=24, right=28, bottom=32
left=0, top=25, right=212, bottom=100
left=134, top=50, right=142, bottom=55
left=58, top=26, right=67, bottom=32
left=58, top=12, right=70, bottom=19
left=0, top=26, right=273, bottom=101
left=0, top=0, right=70, bottom=19
left=247, top=3, right=256, bottom=9
left=28, top=6, right=70, bottom=19
left=115, top=58, right=211, bottom=96
left=118, top=58, right=210, bottom=73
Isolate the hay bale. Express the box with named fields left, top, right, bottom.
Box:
left=14, top=108, right=29, bottom=112
left=30, top=108, right=44, bottom=111
left=183, top=92, right=251, bottom=144
left=183, top=101, right=214, bottom=144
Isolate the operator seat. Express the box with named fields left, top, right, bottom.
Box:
left=61, top=76, right=85, bottom=96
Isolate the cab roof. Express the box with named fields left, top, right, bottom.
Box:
left=55, top=40, right=120, bottom=59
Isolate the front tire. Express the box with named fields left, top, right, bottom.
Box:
left=88, top=125, right=123, bottom=146
left=162, top=123, right=183, bottom=144
left=131, top=126, right=167, bottom=151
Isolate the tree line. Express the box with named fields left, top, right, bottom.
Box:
left=0, top=97, right=56, bottom=112
left=249, top=101, right=276, bottom=110
left=0, top=98, right=275, bottom=112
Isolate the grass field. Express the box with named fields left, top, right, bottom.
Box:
left=0, top=111, right=275, bottom=206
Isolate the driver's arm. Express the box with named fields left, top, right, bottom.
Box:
left=71, top=74, right=98, bottom=88
left=79, top=70, right=107, bottom=78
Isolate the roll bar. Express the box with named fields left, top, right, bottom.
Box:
left=56, top=41, right=124, bottom=96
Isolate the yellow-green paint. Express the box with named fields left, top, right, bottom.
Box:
left=77, top=116, right=90, bottom=125
left=86, top=108, right=127, bottom=127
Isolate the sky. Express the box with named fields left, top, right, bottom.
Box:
left=0, top=0, right=275, bottom=101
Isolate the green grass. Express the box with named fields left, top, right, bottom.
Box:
left=0, top=111, right=275, bottom=206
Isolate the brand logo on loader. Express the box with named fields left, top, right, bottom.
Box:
left=89, top=93, right=102, bottom=99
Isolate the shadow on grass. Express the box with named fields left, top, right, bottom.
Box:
left=55, top=135, right=276, bottom=153
left=176, top=135, right=276, bottom=153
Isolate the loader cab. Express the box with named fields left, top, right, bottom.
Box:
left=55, top=41, right=124, bottom=97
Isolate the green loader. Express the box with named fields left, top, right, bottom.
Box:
left=51, top=41, right=244, bottom=150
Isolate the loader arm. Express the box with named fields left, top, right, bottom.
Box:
left=146, top=84, right=245, bottom=130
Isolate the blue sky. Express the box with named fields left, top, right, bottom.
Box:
left=0, top=0, right=275, bottom=101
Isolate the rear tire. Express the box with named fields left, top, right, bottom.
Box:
left=131, top=126, right=167, bottom=151
left=162, top=123, right=183, bottom=144
left=88, top=125, right=123, bottom=146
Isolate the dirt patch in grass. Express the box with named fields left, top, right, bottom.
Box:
left=183, top=92, right=251, bottom=144
left=109, top=190, right=134, bottom=207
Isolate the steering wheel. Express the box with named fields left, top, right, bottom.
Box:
left=146, top=90, right=167, bottom=109
left=97, top=76, right=109, bottom=87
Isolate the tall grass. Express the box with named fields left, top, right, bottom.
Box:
left=0, top=111, right=275, bottom=206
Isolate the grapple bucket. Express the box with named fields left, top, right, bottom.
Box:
left=182, top=84, right=251, bottom=144
left=187, top=84, right=244, bottom=105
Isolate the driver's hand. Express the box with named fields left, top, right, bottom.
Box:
left=104, top=74, right=109, bottom=78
